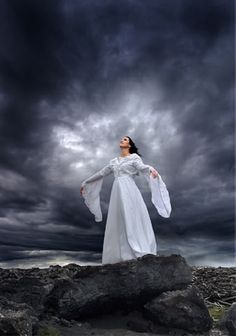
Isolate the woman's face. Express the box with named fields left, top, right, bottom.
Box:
left=120, top=136, right=130, bottom=149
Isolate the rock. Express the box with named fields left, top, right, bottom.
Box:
left=0, top=254, right=192, bottom=333
left=217, top=302, right=236, bottom=336
left=45, top=254, right=192, bottom=320
left=126, top=317, right=154, bottom=332
left=190, top=266, right=236, bottom=306
left=143, top=284, right=213, bottom=332
left=0, top=296, right=38, bottom=336
left=4, top=254, right=230, bottom=335
left=59, top=317, right=73, bottom=327
left=0, top=270, right=54, bottom=315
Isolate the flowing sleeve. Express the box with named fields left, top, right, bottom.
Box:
left=81, top=162, right=113, bottom=222
left=132, top=154, right=172, bottom=218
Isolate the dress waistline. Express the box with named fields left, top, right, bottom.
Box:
left=114, top=175, right=134, bottom=179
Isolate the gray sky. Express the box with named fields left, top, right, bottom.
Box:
left=0, top=0, right=235, bottom=268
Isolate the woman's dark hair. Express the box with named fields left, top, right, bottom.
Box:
left=126, top=136, right=142, bottom=157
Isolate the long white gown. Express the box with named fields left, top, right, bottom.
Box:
left=81, top=153, right=171, bottom=265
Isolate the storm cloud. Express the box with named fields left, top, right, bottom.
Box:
left=0, top=0, right=234, bottom=268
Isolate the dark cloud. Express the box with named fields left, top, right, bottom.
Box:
left=0, top=0, right=234, bottom=268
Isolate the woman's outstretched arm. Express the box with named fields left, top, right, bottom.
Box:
left=81, top=163, right=113, bottom=188
left=132, top=154, right=159, bottom=178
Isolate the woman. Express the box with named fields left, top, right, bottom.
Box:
left=80, top=136, right=171, bottom=265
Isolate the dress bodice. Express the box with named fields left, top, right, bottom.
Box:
left=110, top=154, right=146, bottom=178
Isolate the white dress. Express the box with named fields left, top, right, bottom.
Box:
left=81, top=153, right=171, bottom=265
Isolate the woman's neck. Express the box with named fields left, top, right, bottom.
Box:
left=119, top=150, right=131, bottom=157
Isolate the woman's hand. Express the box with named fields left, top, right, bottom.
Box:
left=80, top=186, right=84, bottom=196
left=150, top=168, right=159, bottom=178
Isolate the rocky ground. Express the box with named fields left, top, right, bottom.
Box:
left=35, top=263, right=236, bottom=336
left=0, top=255, right=235, bottom=336
left=190, top=265, right=236, bottom=330
left=191, top=266, right=236, bottom=307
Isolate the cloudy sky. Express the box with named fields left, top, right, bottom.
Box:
left=0, top=0, right=234, bottom=268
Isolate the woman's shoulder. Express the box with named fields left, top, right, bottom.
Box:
left=109, top=157, right=118, bottom=164
left=131, top=153, right=141, bottom=159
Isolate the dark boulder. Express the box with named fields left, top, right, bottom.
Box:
left=45, top=254, right=192, bottom=320
left=0, top=296, right=38, bottom=336
left=0, top=254, right=216, bottom=335
left=143, top=284, right=213, bottom=332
